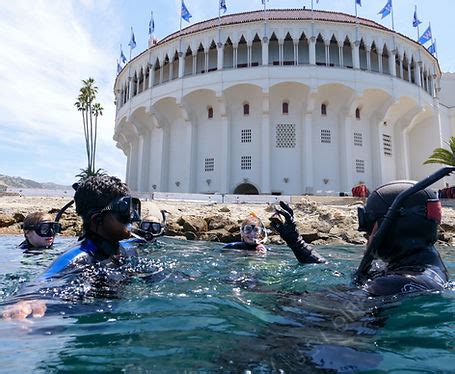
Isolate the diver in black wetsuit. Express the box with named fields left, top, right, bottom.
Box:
left=269, top=181, right=449, bottom=296
left=223, top=212, right=268, bottom=252
left=3, top=175, right=143, bottom=320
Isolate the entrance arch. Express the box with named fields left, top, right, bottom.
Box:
left=233, top=183, right=259, bottom=195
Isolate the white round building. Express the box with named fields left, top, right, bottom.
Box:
left=113, top=9, right=454, bottom=195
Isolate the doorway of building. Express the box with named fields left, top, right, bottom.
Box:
left=233, top=183, right=259, bottom=195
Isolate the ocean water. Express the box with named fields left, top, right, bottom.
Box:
left=0, top=236, right=453, bottom=373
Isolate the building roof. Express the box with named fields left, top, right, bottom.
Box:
left=158, top=8, right=389, bottom=45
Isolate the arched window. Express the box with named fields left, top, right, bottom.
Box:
left=321, top=103, right=327, bottom=116
left=282, top=101, right=289, bottom=114
left=208, top=106, right=213, bottom=119
left=243, top=103, right=250, bottom=116
left=355, top=107, right=361, bottom=120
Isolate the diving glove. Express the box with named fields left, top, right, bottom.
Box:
left=269, top=201, right=325, bottom=264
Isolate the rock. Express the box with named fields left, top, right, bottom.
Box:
left=301, top=230, right=320, bottom=243
left=177, top=215, right=208, bottom=234
left=219, top=207, right=230, bottom=213
left=13, top=213, right=25, bottom=222
left=200, top=229, right=239, bottom=243
left=0, top=214, right=15, bottom=228
left=205, top=215, right=236, bottom=230
left=184, top=231, right=198, bottom=240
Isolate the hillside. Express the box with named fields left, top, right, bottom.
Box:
left=0, top=174, right=70, bottom=190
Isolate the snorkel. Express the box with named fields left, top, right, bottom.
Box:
left=353, top=166, right=455, bottom=285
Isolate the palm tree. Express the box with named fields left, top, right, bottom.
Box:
left=423, top=136, right=455, bottom=167
left=75, top=167, right=107, bottom=181
left=74, top=78, right=104, bottom=178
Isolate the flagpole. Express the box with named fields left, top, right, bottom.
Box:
left=218, top=2, right=221, bottom=45
left=179, top=1, right=183, bottom=55
left=311, top=0, right=315, bottom=38
left=390, top=0, right=395, bottom=31
left=355, top=0, right=359, bottom=42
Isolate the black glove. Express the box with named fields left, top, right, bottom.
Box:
left=269, top=201, right=300, bottom=247
left=269, top=201, right=326, bottom=264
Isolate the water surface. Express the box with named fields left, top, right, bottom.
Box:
left=0, top=236, right=453, bottom=373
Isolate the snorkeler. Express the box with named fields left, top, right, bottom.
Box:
left=131, top=203, right=167, bottom=242
left=270, top=178, right=450, bottom=296
left=2, top=174, right=141, bottom=320
left=223, top=212, right=268, bottom=252
left=19, top=212, right=61, bottom=250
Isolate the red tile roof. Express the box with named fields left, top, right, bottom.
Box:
left=158, top=9, right=389, bottom=46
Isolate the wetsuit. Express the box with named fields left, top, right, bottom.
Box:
left=18, top=240, right=52, bottom=252
left=40, top=232, right=138, bottom=281
left=289, top=241, right=448, bottom=296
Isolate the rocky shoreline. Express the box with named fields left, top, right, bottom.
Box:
left=1, top=195, right=454, bottom=247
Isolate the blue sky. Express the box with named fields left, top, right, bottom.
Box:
left=0, top=0, right=453, bottom=185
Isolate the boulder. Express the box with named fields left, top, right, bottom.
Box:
left=205, top=215, right=237, bottom=230
left=13, top=213, right=25, bottom=223
left=177, top=215, right=208, bottom=233
left=0, top=214, right=15, bottom=228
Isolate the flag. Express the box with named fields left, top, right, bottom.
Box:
left=378, top=0, right=392, bottom=19
left=418, top=24, right=432, bottom=44
left=413, top=7, right=421, bottom=27
left=149, top=12, right=155, bottom=35
left=181, top=0, right=192, bottom=22
left=428, top=40, right=437, bottom=55
left=117, top=60, right=122, bottom=74
left=120, top=46, right=127, bottom=63
left=356, top=0, right=362, bottom=6
left=128, top=27, right=136, bottom=49
left=220, top=0, right=227, bottom=13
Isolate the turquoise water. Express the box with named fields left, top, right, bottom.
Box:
left=0, top=236, right=453, bottom=373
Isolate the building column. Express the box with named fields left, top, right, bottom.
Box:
left=294, top=40, right=299, bottom=65
left=352, top=41, right=360, bottom=69
left=278, top=39, right=284, bottom=66
left=325, top=42, right=330, bottom=66
left=217, top=44, right=224, bottom=70
left=261, top=38, right=269, bottom=65
left=204, top=49, right=209, bottom=73
left=247, top=43, right=252, bottom=67
left=303, top=112, right=314, bottom=194
left=341, top=116, right=354, bottom=192
left=184, top=120, right=196, bottom=192
left=415, top=62, right=422, bottom=87
left=128, top=77, right=133, bottom=99
left=136, top=133, right=144, bottom=192
left=192, top=53, right=197, bottom=75
left=389, top=51, right=396, bottom=76
left=338, top=44, right=344, bottom=67
left=218, top=97, right=230, bottom=193
left=233, top=43, right=238, bottom=68
left=159, top=64, right=164, bottom=84
left=309, top=37, right=316, bottom=65
left=178, top=55, right=184, bottom=78
left=261, top=92, right=271, bottom=194
left=407, top=63, right=412, bottom=82
left=169, top=61, right=174, bottom=81
left=377, top=47, right=383, bottom=73
left=366, top=46, right=371, bottom=71
left=125, top=144, right=132, bottom=186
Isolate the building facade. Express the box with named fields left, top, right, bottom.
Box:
left=113, top=9, right=454, bottom=195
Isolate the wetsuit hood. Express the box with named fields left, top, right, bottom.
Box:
left=363, top=180, right=440, bottom=263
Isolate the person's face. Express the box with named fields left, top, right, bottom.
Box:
left=25, top=222, right=55, bottom=248
left=241, top=224, right=263, bottom=245
left=95, top=212, right=132, bottom=242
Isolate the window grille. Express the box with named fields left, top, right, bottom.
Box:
left=205, top=158, right=214, bottom=172
left=241, top=156, right=252, bottom=170
left=241, top=129, right=252, bottom=143
left=383, top=134, right=392, bottom=156
left=320, top=129, right=331, bottom=143
left=276, top=124, right=296, bottom=148
left=356, top=159, right=365, bottom=173
left=354, top=132, right=363, bottom=146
